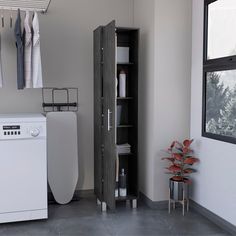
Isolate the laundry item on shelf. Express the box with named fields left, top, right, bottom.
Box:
left=117, top=143, right=131, bottom=154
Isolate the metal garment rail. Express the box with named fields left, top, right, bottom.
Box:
left=0, top=0, right=52, bottom=13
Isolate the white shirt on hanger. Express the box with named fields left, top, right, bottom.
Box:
left=0, top=34, right=3, bottom=88
left=24, top=11, right=32, bottom=88
left=32, top=12, right=43, bottom=88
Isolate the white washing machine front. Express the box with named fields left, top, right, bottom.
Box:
left=0, top=114, right=47, bottom=223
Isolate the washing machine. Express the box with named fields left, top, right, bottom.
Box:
left=0, top=114, right=47, bottom=223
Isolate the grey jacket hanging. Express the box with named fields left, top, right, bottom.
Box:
left=14, top=9, right=25, bottom=90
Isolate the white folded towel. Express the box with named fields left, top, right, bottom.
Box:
left=117, top=143, right=131, bottom=154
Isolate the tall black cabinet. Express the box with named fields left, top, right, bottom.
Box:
left=94, top=21, right=139, bottom=211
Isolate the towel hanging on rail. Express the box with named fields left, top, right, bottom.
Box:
left=14, top=9, right=25, bottom=90
left=32, top=12, right=43, bottom=88
left=23, top=11, right=32, bottom=88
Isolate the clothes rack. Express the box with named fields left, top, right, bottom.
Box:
left=0, top=0, right=52, bottom=13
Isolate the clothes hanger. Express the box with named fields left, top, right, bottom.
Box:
left=1, top=8, right=4, bottom=28
left=10, top=9, right=13, bottom=28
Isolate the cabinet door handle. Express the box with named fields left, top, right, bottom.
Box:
left=108, top=109, right=112, bottom=131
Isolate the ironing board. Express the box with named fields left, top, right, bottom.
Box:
left=47, top=111, right=79, bottom=204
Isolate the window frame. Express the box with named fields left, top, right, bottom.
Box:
left=202, top=0, right=236, bottom=144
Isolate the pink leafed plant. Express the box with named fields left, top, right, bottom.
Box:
left=162, top=139, right=199, bottom=183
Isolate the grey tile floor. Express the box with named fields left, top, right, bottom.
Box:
left=0, top=193, right=230, bottom=236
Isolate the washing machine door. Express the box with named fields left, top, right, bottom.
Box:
left=0, top=138, right=47, bottom=213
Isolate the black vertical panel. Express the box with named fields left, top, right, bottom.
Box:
left=130, top=30, right=139, bottom=197
left=94, top=27, right=103, bottom=201
left=103, top=20, right=116, bottom=210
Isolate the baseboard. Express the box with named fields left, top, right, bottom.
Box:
left=190, top=200, right=236, bottom=236
left=139, top=192, right=236, bottom=235
left=77, top=189, right=94, bottom=196
left=139, top=192, right=168, bottom=210
left=48, top=189, right=94, bottom=203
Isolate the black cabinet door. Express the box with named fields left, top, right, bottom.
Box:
left=94, top=26, right=103, bottom=201
left=103, top=20, right=116, bottom=210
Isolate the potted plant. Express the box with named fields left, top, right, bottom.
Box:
left=162, top=139, right=199, bottom=201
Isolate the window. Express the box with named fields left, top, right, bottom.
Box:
left=203, top=0, right=236, bottom=144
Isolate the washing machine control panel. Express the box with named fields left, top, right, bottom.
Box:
left=0, top=122, right=46, bottom=140
left=3, top=125, right=21, bottom=136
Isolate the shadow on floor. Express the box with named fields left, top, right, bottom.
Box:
left=0, top=193, right=230, bottom=236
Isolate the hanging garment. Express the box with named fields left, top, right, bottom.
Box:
left=14, top=9, right=25, bottom=90
left=23, top=11, right=32, bottom=88
left=32, top=12, right=43, bottom=88
left=0, top=34, right=3, bottom=88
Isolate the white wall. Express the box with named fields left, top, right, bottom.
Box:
left=154, top=0, right=192, bottom=201
left=134, top=0, right=156, bottom=201
left=134, top=0, right=192, bottom=201
left=0, top=0, right=134, bottom=190
left=191, top=0, right=236, bottom=226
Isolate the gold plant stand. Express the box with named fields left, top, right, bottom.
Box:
left=168, top=188, right=189, bottom=216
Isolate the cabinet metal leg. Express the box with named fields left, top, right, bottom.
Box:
left=101, top=202, right=107, bottom=212
left=182, top=190, right=185, bottom=216
left=97, top=198, right=101, bottom=205
left=132, top=199, right=137, bottom=209
left=187, top=199, right=189, bottom=212
left=168, top=188, right=171, bottom=214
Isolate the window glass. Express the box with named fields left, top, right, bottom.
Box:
left=205, top=70, right=236, bottom=138
left=208, top=0, right=236, bottom=59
